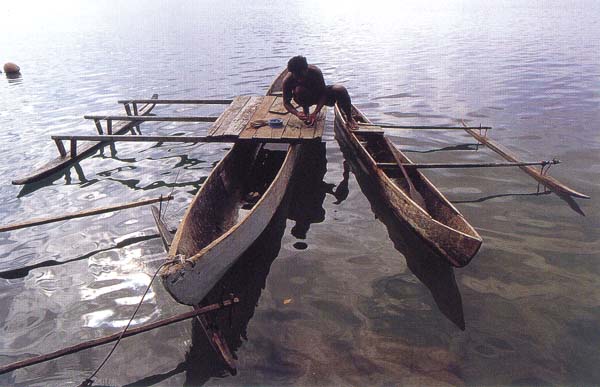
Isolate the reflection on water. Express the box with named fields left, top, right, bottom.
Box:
left=288, top=141, right=330, bottom=240
left=1, top=0, right=599, bottom=385
left=338, top=138, right=465, bottom=330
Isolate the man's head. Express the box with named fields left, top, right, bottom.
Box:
left=287, top=55, right=308, bottom=78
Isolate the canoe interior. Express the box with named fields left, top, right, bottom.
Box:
left=343, top=106, right=480, bottom=240
left=170, top=142, right=288, bottom=258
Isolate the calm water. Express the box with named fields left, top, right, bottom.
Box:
left=1, top=1, right=599, bottom=386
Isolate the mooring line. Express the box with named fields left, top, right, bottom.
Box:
left=78, top=260, right=170, bottom=387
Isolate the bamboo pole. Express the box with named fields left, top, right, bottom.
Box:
left=49, top=135, right=305, bottom=144
left=360, top=123, right=493, bottom=130
left=83, top=115, right=219, bottom=123
left=0, top=298, right=239, bottom=375
left=377, top=160, right=560, bottom=169
left=460, top=121, right=589, bottom=199
left=117, top=99, right=233, bottom=105
left=51, top=135, right=234, bottom=143
left=0, top=195, right=173, bottom=233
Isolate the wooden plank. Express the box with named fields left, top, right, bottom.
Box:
left=208, top=96, right=251, bottom=136
left=461, top=123, right=589, bottom=199
left=267, top=98, right=295, bottom=139
left=0, top=298, right=239, bottom=376
left=118, top=99, right=233, bottom=105
left=224, top=96, right=264, bottom=136
left=302, top=108, right=328, bottom=139
left=269, top=96, right=289, bottom=115
left=239, top=96, right=277, bottom=139
left=281, top=114, right=305, bottom=139
left=313, top=106, right=327, bottom=138
left=0, top=196, right=173, bottom=233
left=84, top=115, right=218, bottom=123
left=354, top=124, right=383, bottom=134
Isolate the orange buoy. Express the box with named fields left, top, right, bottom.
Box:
left=3, top=62, right=21, bottom=74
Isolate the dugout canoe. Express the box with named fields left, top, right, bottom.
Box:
left=333, top=104, right=482, bottom=267
left=12, top=95, right=158, bottom=185
left=160, top=70, right=303, bottom=305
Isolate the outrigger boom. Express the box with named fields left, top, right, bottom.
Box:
left=460, top=121, right=589, bottom=200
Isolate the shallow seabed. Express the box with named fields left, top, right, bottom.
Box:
left=0, top=0, right=599, bottom=386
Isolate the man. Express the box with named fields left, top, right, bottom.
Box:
left=282, top=56, right=358, bottom=129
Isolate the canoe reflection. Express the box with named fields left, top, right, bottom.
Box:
left=338, top=142, right=466, bottom=330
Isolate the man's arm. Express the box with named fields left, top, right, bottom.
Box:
left=308, top=66, right=327, bottom=125
left=282, top=73, right=303, bottom=118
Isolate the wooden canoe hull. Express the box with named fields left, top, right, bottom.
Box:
left=161, top=69, right=306, bottom=305
left=333, top=105, right=482, bottom=267
left=12, top=95, right=158, bottom=185
left=161, top=142, right=301, bottom=305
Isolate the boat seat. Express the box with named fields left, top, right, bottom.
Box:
left=377, top=162, right=399, bottom=169
left=353, top=128, right=384, bottom=134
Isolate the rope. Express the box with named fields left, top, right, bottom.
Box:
left=78, top=260, right=170, bottom=387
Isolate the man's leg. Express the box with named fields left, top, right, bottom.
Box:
left=330, top=85, right=358, bottom=129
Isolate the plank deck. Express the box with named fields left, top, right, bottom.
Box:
left=208, top=96, right=251, bottom=136
left=212, top=96, right=323, bottom=141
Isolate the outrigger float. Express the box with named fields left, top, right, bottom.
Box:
left=1, top=69, right=588, bottom=376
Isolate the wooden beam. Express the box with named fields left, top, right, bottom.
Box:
left=377, top=160, right=561, bottom=169
left=151, top=205, right=174, bottom=251
left=54, top=139, right=67, bottom=157
left=361, top=123, right=493, bottom=130
left=70, top=139, right=77, bottom=158
left=461, top=121, right=589, bottom=199
left=118, top=99, right=233, bottom=105
left=0, top=297, right=239, bottom=375
left=0, top=195, right=173, bottom=233
left=83, top=115, right=219, bottom=123
left=50, top=134, right=305, bottom=144
left=93, top=119, right=103, bottom=134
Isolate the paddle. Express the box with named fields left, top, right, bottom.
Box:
left=384, top=137, right=427, bottom=211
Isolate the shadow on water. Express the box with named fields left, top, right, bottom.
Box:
left=0, top=234, right=160, bottom=279
left=402, top=143, right=482, bottom=154
left=452, top=190, right=553, bottom=204
left=287, top=141, right=338, bottom=240
left=17, top=162, right=96, bottom=197
left=337, top=141, right=466, bottom=330
left=125, top=142, right=331, bottom=387
left=17, top=145, right=211, bottom=197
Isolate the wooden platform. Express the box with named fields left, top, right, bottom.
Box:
left=207, top=96, right=325, bottom=140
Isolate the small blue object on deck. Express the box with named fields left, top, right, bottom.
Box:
left=268, top=118, right=283, bottom=127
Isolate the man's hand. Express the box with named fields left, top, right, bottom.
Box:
left=296, top=111, right=308, bottom=121
left=308, top=112, right=318, bottom=126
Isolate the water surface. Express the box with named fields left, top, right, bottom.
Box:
left=0, top=1, right=599, bottom=386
